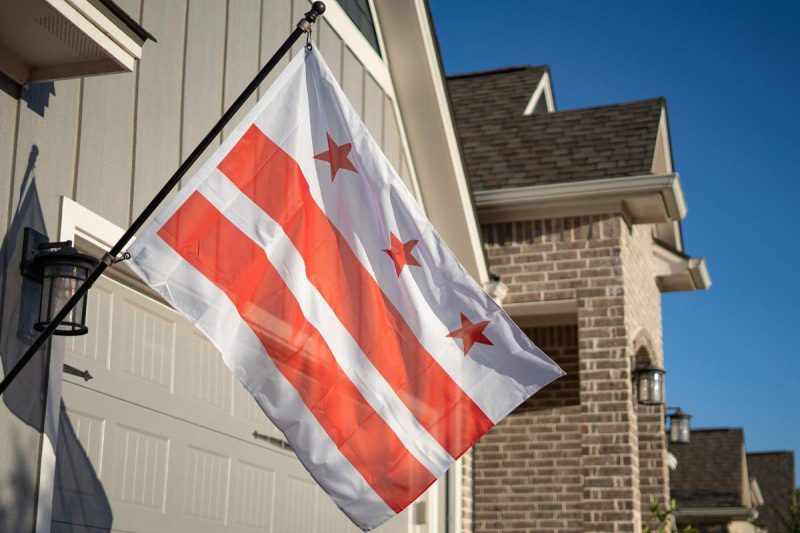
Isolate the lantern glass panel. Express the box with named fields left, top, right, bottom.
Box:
left=636, top=368, right=664, bottom=405
left=670, top=414, right=691, bottom=444
left=35, top=261, right=91, bottom=335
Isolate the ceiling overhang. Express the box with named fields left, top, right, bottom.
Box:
left=473, top=173, right=687, bottom=225
left=0, top=0, right=154, bottom=85
left=654, top=240, right=711, bottom=292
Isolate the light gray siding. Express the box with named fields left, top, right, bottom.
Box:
left=131, top=0, right=187, bottom=217
left=0, top=1, right=421, bottom=531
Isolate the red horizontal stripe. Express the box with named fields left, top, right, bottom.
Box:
left=217, top=125, right=494, bottom=458
left=158, top=192, right=435, bottom=512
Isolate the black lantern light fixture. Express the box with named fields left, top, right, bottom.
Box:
left=667, top=407, right=692, bottom=444
left=633, top=365, right=665, bottom=406
left=21, top=228, right=98, bottom=336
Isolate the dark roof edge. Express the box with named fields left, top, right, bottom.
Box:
left=447, top=64, right=550, bottom=80
left=747, top=450, right=795, bottom=456
left=98, top=0, right=157, bottom=42
left=687, top=427, right=744, bottom=433
left=529, top=96, right=665, bottom=117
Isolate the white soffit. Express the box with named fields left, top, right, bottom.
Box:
left=373, top=0, right=490, bottom=283
left=653, top=240, right=711, bottom=292
left=474, top=173, right=689, bottom=225
left=0, top=0, right=152, bottom=85
left=503, top=299, right=578, bottom=327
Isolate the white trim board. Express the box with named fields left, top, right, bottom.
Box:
left=474, top=173, right=688, bottom=224
left=320, top=0, right=394, bottom=99
left=523, top=71, right=555, bottom=114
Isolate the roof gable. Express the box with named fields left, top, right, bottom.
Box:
left=669, top=429, right=746, bottom=509
left=447, top=84, right=665, bottom=191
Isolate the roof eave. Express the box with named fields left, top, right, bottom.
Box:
left=473, top=173, right=688, bottom=224
left=654, top=241, right=711, bottom=292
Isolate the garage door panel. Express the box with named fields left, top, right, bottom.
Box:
left=64, top=277, right=281, bottom=444
left=230, top=460, right=276, bottom=531
left=52, top=405, right=113, bottom=531
left=66, top=283, right=114, bottom=369
left=56, top=275, right=421, bottom=532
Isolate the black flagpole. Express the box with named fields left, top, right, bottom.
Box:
left=0, top=1, right=327, bottom=397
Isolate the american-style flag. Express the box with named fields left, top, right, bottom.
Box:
left=128, top=45, right=563, bottom=531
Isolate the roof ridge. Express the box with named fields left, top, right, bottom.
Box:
left=689, top=427, right=744, bottom=433
left=447, top=64, right=549, bottom=80
left=526, top=96, right=665, bottom=117
left=747, top=450, right=794, bottom=456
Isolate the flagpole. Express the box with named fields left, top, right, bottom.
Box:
left=0, top=1, right=327, bottom=397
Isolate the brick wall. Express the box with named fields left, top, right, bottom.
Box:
left=623, top=225, right=669, bottom=513
left=470, top=214, right=666, bottom=531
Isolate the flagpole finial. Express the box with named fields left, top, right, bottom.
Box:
left=311, top=2, right=326, bottom=16
left=299, top=1, right=325, bottom=31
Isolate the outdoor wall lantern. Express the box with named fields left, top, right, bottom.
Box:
left=667, top=407, right=692, bottom=444
left=633, top=365, right=665, bottom=405
left=20, top=227, right=98, bottom=336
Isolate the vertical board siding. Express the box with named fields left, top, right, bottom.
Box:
left=382, top=94, right=401, bottom=171
left=341, top=46, right=364, bottom=116
left=223, top=0, right=262, bottom=139
left=363, top=72, right=383, bottom=145
left=74, top=0, right=141, bottom=227
left=314, top=19, right=349, bottom=167
left=0, top=76, right=19, bottom=238
left=12, top=80, right=81, bottom=233
left=131, top=0, right=188, bottom=219
left=259, top=0, right=292, bottom=96
left=317, top=19, right=343, bottom=83
left=181, top=0, right=227, bottom=180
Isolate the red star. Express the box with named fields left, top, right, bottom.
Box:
left=447, top=313, right=493, bottom=356
left=313, top=133, right=357, bottom=181
left=382, top=233, right=421, bottom=276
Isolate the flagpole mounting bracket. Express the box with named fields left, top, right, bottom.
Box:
left=297, top=1, right=326, bottom=32
left=101, top=251, right=131, bottom=266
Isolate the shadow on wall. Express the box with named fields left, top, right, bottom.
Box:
left=0, top=433, right=36, bottom=532
left=50, top=401, right=113, bottom=532
left=0, top=80, right=113, bottom=530
left=0, top=144, right=49, bottom=431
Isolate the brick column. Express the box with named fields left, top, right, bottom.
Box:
left=637, top=403, right=669, bottom=514
left=577, top=215, right=642, bottom=530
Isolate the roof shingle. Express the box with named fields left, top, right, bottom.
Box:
left=447, top=67, right=664, bottom=191
left=747, top=451, right=796, bottom=531
left=669, top=428, right=746, bottom=509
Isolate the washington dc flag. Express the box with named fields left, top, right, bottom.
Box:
left=127, top=45, right=564, bottom=531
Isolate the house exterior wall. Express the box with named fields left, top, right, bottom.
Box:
left=0, top=1, right=443, bottom=531
left=470, top=213, right=669, bottom=531
left=623, top=225, right=670, bottom=513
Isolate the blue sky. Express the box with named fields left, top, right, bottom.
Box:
left=429, top=0, right=800, bottom=481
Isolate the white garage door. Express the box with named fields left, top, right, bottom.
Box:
left=51, top=275, right=415, bottom=532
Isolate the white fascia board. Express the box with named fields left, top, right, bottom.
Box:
left=410, top=0, right=488, bottom=282
left=653, top=241, right=711, bottom=292
left=63, top=0, right=143, bottom=57
left=373, top=0, right=489, bottom=283
left=678, top=507, right=753, bottom=519
left=39, top=0, right=140, bottom=73
left=523, top=71, right=554, bottom=115
left=502, top=299, right=578, bottom=327
left=474, top=173, right=688, bottom=222
left=322, top=0, right=394, bottom=99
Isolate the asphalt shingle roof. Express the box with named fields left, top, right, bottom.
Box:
left=447, top=67, right=664, bottom=191
left=747, top=451, right=796, bottom=532
left=669, top=428, right=746, bottom=509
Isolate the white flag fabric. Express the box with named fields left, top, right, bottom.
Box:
left=128, top=45, right=564, bottom=531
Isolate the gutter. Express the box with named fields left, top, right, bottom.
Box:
left=473, top=173, right=688, bottom=222
left=678, top=506, right=756, bottom=520
left=653, top=239, right=712, bottom=291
